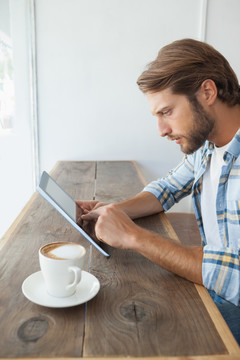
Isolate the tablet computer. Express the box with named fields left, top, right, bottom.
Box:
left=37, top=171, right=110, bottom=257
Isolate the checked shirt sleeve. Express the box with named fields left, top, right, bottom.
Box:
left=142, top=154, right=195, bottom=211
left=202, top=245, right=240, bottom=306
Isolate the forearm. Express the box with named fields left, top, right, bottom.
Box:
left=129, top=227, right=203, bottom=284
left=115, top=191, right=163, bottom=219
left=83, top=203, right=203, bottom=284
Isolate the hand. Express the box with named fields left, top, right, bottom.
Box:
left=75, top=200, right=102, bottom=214
left=75, top=200, right=108, bottom=241
left=75, top=200, right=107, bottom=223
left=82, top=204, right=141, bottom=249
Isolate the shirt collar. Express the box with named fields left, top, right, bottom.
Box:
left=225, top=128, right=240, bottom=158
left=205, top=128, right=240, bottom=159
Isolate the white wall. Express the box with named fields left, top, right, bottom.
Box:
left=36, top=0, right=205, bottom=212
left=207, top=0, right=240, bottom=77
left=0, top=0, right=33, bottom=238
left=35, top=0, right=240, bottom=212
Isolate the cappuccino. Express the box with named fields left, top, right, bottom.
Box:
left=39, top=242, right=86, bottom=297
left=41, top=242, right=85, bottom=260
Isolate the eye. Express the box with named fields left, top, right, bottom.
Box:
left=163, top=109, right=172, bottom=116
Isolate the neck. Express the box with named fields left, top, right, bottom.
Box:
left=208, top=102, right=240, bottom=147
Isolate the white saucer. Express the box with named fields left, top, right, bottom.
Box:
left=22, top=270, right=100, bottom=308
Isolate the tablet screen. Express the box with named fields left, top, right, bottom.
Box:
left=41, top=174, right=76, bottom=222
left=37, top=171, right=110, bottom=257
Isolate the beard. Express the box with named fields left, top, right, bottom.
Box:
left=178, top=96, right=215, bottom=155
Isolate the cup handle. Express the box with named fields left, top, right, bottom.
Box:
left=66, top=266, right=82, bottom=291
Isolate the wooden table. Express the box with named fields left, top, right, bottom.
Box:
left=0, top=161, right=239, bottom=359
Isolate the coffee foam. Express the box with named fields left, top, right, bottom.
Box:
left=42, top=243, right=84, bottom=260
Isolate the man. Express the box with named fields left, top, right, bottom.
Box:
left=77, top=39, right=240, bottom=343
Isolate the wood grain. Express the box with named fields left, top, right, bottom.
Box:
left=166, top=213, right=201, bottom=246
left=166, top=213, right=239, bottom=354
left=0, top=161, right=95, bottom=358
left=0, top=161, right=238, bottom=359
left=83, top=161, right=229, bottom=357
left=95, top=161, right=144, bottom=202
left=2, top=356, right=239, bottom=360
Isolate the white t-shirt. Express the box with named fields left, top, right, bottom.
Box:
left=201, top=143, right=229, bottom=247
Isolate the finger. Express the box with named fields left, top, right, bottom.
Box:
left=94, top=202, right=108, bottom=209
left=95, top=229, right=106, bottom=244
left=77, top=217, right=83, bottom=226
left=81, top=211, right=99, bottom=221
left=98, top=237, right=106, bottom=244
left=75, top=200, right=84, bottom=208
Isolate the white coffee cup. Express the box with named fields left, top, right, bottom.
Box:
left=39, top=242, right=86, bottom=298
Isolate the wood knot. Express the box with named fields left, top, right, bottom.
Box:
left=17, top=317, right=49, bottom=343
left=120, top=301, right=146, bottom=322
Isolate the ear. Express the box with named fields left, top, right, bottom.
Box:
left=198, top=79, right=218, bottom=106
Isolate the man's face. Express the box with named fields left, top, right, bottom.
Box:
left=146, top=88, right=215, bottom=154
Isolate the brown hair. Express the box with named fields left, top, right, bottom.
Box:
left=137, top=38, right=240, bottom=106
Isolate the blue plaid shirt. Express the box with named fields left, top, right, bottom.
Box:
left=143, top=130, right=240, bottom=306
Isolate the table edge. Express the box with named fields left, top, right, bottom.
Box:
left=0, top=354, right=239, bottom=360
left=132, top=161, right=240, bottom=355
left=1, top=161, right=239, bottom=356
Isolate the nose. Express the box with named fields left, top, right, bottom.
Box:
left=157, top=118, right=172, bottom=137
